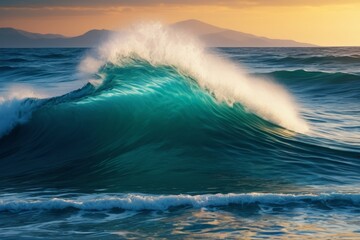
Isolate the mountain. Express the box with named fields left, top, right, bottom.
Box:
left=171, top=19, right=316, bottom=47
left=171, top=19, right=224, bottom=36
left=0, top=20, right=316, bottom=48
left=0, top=28, right=114, bottom=48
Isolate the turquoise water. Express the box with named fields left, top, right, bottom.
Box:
left=0, top=29, right=360, bottom=238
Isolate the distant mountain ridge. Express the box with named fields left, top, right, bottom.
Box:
left=0, top=20, right=316, bottom=48
left=172, top=20, right=316, bottom=47
left=0, top=28, right=114, bottom=48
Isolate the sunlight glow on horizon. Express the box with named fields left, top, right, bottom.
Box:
left=1, top=2, right=360, bottom=46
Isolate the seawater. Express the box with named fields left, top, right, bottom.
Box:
left=0, top=24, right=359, bottom=239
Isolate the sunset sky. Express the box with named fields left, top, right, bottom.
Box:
left=1, top=0, right=360, bottom=46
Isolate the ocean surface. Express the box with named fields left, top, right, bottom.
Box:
left=0, top=25, right=359, bottom=239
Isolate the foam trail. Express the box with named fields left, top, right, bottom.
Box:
left=80, top=22, right=309, bottom=133
left=1, top=193, right=359, bottom=212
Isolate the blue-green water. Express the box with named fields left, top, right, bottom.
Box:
left=0, top=40, right=359, bottom=238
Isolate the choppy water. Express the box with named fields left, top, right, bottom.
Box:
left=0, top=25, right=359, bottom=239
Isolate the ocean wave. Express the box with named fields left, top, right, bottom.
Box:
left=1, top=26, right=359, bottom=186
left=274, top=55, right=360, bottom=64
left=262, top=70, right=360, bottom=97
left=3, top=25, right=359, bottom=190
left=0, top=23, right=309, bottom=141
left=1, top=61, right=296, bottom=181
left=80, top=23, right=308, bottom=133
left=264, top=70, right=360, bottom=83
left=1, top=193, right=359, bottom=212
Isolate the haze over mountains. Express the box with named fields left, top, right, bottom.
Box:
left=0, top=19, right=316, bottom=48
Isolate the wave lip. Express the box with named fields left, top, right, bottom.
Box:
left=1, top=193, right=359, bottom=212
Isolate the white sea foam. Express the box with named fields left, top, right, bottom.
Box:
left=80, top=22, right=309, bottom=133
left=0, top=193, right=358, bottom=212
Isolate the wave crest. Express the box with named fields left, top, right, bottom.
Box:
left=81, top=23, right=309, bottom=133
left=0, top=87, right=45, bottom=138
left=1, top=193, right=359, bottom=212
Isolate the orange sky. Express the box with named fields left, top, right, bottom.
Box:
left=1, top=1, right=360, bottom=46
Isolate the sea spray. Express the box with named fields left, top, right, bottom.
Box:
left=80, top=23, right=309, bottom=133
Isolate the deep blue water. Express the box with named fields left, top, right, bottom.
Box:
left=0, top=44, right=359, bottom=239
